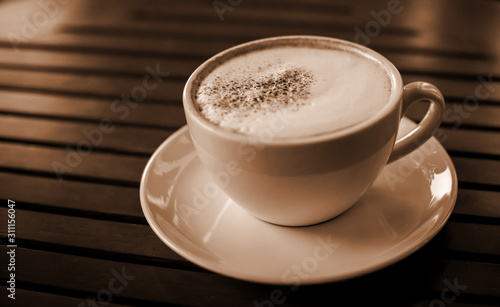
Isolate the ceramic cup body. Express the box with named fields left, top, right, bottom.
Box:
left=183, top=36, right=444, bottom=226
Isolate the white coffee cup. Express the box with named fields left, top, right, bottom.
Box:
left=183, top=36, right=444, bottom=226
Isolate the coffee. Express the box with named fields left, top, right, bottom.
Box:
left=195, top=45, right=393, bottom=138
left=184, top=36, right=444, bottom=226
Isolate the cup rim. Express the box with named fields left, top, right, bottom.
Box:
left=183, top=35, right=403, bottom=146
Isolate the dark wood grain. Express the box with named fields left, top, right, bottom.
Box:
left=2, top=246, right=499, bottom=306
left=453, top=157, right=500, bottom=186
left=454, top=189, right=500, bottom=219
left=0, top=142, right=147, bottom=184
left=0, top=47, right=202, bottom=78
left=2, top=208, right=498, bottom=266
left=0, top=208, right=186, bottom=262
left=0, top=246, right=270, bottom=307
left=0, top=91, right=187, bottom=128
left=441, top=129, right=500, bottom=156
left=0, top=114, right=172, bottom=154
left=2, top=171, right=498, bottom=221
left=407, top=103, right=500, bottom=130
left=0, top=68, right=183, bottom=103
left=0, top=287, right=131, bottom=307
left=56, top=0, right=500, bottom=58
left=1, top=45, right=499, bottom=81
left=440, top=222, right=500, bottom=255
left=403, top=74, right=500, bottom=102
left=0, top=172, right=143, bottom=217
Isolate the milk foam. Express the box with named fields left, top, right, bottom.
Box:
left=195, top=46, right=392, bottom=138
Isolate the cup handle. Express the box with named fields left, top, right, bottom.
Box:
left=387, top=81, right=445, bottom=163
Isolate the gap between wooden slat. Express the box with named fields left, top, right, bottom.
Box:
left=0, top=207, right=188, bottom=263
left=1, top=171, right=499, bottom=221
left=1, top=46, right=498, bottom=80
left=0, top=245, right=270, bottom=306
left=0, top=172, right=143, bottom=217
left=0, top=90, right=187, bottom=128
left=0, top=142, right=148, bottom=184
left=0, top=287, right=131, bottom=307
left=1, top=113, right=500, bottom=163
left=0, top=30, right=491, bottom=63
left=0, top=139, right=499, bottom=187
left=0, top=47, right=202, bottom=78
left=407, top=103, right=500, bottom=130
left=0, top=68, right=183, bottom=103
left=1, top=245, right=498, bottom=304
left=0, top=114, right=173, bottom=155
left=453, top=157, right=500, bottom=186
left=1, top=207, right=498, bottom=260
left=453, top=189, right=500, bottom=219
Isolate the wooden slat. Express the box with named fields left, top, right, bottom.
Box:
left=0, top=114, right=172, bottom=154
left=386, top=52, right=500, bottom=78
left=439, top=222, right=500, bottom=255
left=0, top=23, right=492, bottom=65
left=135, top=3, right=359, bottom=27
left=3, top=246, right=498, bottom=306
left=152, top=0, right=353, bottom=10
left=454, top=189, right=500, bottom=219
left=61, top=0, right=500, bottom=58
left=3, top=114, right=500, bottom=160
left=0, top=287, right=130, bottom=307
left=403, top=74, right=500, bottom=102
left=407, top=103, right=500, bottom=129
left=453, top=157, right=500, bottom=186
left=0, top=47, right=201, bottom=78
left=0, top=172, right=143, bottom=217
left=67, top=0, right=356, bottom=26
left=0, top=91, right=186, bottom=128
left=1, top=0, right=499, bottom=62
left=2, top=246, right=270, bottom=307
left=354, top=257, right=500, bottom=299
left=0, top=30, right=491, bottom=67
left=0, top=33, right=233, bottom=58
left=1, top=45, right=499, bottom=85
left=2, top=171, right=498, bottom=220
left=441, top=128, right=500, bottom=156
left=2, top=207, right=499, bottom=261
left=0, top=68, right=183, bottom=102
left=63, top=20, right=371, bottom=41
left=0, top=142, right=147, bottom=184
left=0, top=208, right=186, bottom=262
left=6, top=47, right=500, bottom=89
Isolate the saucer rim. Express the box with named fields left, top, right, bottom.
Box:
left=140, top=123, right=458, bottom=285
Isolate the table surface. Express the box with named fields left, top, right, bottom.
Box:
left=0, top=0, right=499, bottom=306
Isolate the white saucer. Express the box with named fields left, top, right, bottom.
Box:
left=140, top=118, right=458, bottom=285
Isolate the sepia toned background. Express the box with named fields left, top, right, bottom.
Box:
left=0, top=0, right=499, bottom=306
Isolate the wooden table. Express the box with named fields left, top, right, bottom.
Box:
left=0, top=0, right=499, bottom=306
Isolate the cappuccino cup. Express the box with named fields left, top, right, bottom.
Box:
left=183, top=36, right=444, bottom=226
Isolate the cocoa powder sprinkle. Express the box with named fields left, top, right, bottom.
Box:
left=196, top=65, right=314, bottom=125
